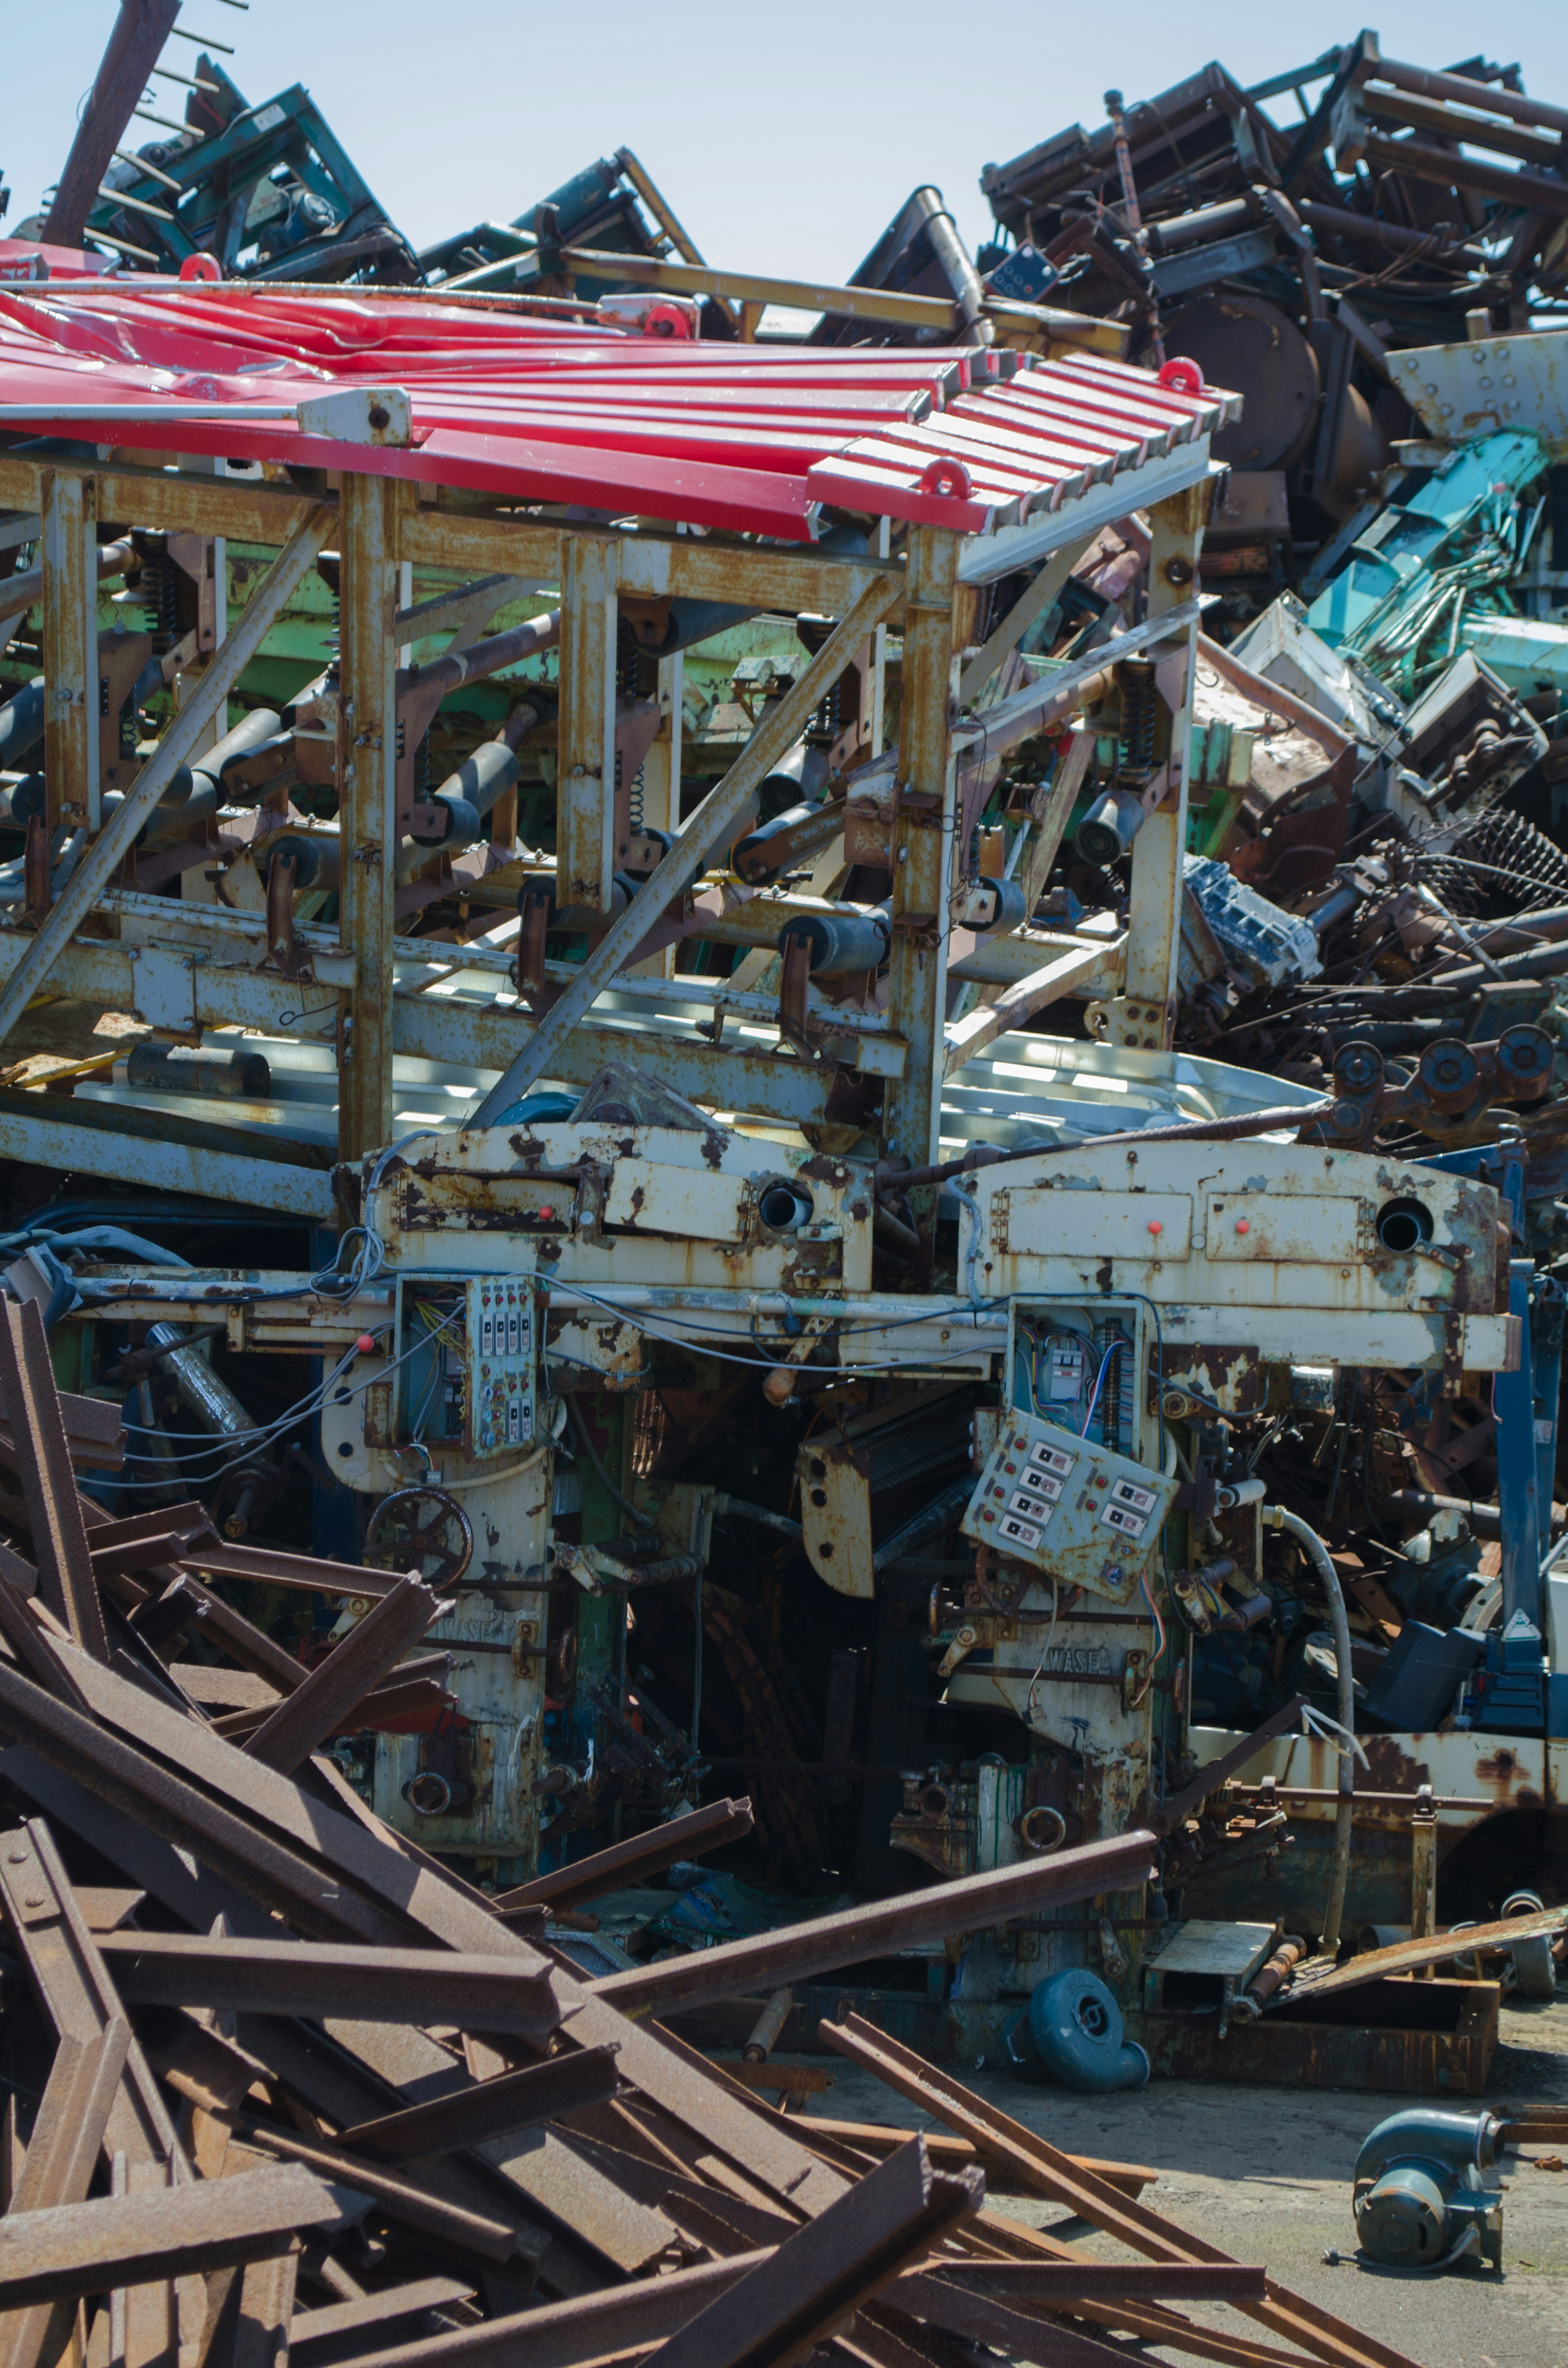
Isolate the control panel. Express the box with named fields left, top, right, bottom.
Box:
left=395, top=1275, right=537, bottom=1463
left=961, top=1407, right=1178, bottom=1605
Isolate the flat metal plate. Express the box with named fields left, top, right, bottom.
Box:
left=1147, top=1920, right=1275, bottom=1980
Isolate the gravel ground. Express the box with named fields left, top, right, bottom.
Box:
left=788, top=1993, right=1568, bottom=2368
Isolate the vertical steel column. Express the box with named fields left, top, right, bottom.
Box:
left=40, top=472, right=99, bottom=835
left=336, top=474, right=400, bottom=1168
left=557, top=534, right=620, bottom=916
left=628, top=652, right=682, bottom=979
left=882, top=526, right=962, bottom=1186
left=1106, top=480, right=1209, bottom=1051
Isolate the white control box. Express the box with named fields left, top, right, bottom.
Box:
left=468, top=1276, right=537, bottom=1457
left=961, top=1408, right=1178, bottom=1605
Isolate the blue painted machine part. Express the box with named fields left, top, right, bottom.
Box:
left=1306, top=431, right=1548, bottom=649
left=1026, top=1968, right=1150, bottom=2094
left=1352, top=2109, right=1504, bottom=2271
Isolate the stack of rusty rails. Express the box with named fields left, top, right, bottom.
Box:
left=0, top=1279, right=1420, bottom=2368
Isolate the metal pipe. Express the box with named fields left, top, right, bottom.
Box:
left=0, top=539, right=136, bottom=630
left=0, top=681, right=45, bottom=773
left=1264, top=1506, right=1354, bottom=1955
left=145, top=1322, right=255, bottom=1443
left=711, top=1495, right=804, bottom=1544
left=396, top=611, right=560, bottom=702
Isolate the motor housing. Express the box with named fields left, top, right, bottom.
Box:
left=1352, top=2108, right=1504, bottom=2270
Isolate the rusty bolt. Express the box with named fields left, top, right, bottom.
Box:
left=368, top=404, right=390, bottom=431
left=1163, top=556, right=1195, bottom=586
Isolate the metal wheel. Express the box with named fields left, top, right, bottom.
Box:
left=365, top=1487, right=474, bottom=1588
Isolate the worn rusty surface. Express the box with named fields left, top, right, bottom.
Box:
left=1136, top=1977, right=1499, bottom=2096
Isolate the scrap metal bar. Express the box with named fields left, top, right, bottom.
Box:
left=820, top=2017, right=1421, bottom=2368
left=39, top=472, right=99, bottom=832
left=288, top=2281, right=477, bottom=2359
left=888, top=2273, right=1138, bottom=2368
left=96, top=1933, right=565, bottom=2035
left=1149, top=1697, right=1309, bottom=1835
left=492, top=1798, right=755, bottom=1913
left=0, top=503, right=334, bottom=1058
left=642, top=2140, right=980, bottom=2368
left=337, top=474, right=401, bottom=1164
left=0, top=1665, right=426, bottom=1946
left=243, top=1574, right=445, bottom=1773
left=41, top=0, right=181, bottom=250
left=0, top=2024, right=131, bottom=2368
left=552, top=245, right=1123, bottom=351
left=0, top=1300, right=109, bottom=1661
left=1287, top=1908, right=1566, bottom=1998
left=238, top=2125, right=518, bottom=2262
left=0, top=2168, right=344, bottom=2309
left=931, top=2263, right=1268, bottom=2303
left=323, top=2256, right=766, bottom=2368
left=468, top=572, right=905, bottom=1121
left=337, top=2046, right=623, bottom=2165
left=591, top=1832, right=1156, bottom=2017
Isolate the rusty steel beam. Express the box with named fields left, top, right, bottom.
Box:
left=492, top=1798, right=755, bottom=1915
left=0, top=1664, right=423, bottom=1947
left=0, top=2167, right=344, bottom=2310
left=96, top=1933, right=566, bottom=2037
left=643, top=2139, right=980, bottom=2368
left=0, top=1300, right=109, bottom=1662
left=0, top=2024, right=131, bottom=2368
left=929, top=2263, right=1267, bottom=2303
left=41, top=0, right=183, bottom=249
left=242, top=1574, right=447, bottom=1773
left=338, top=2046, right=623, bottom=2165
left=288, top=2280, right=477, bottom=2360
left=332, top=2256, right=766, bottom=2368
left=238, top=2124, right=518, bottom=2263
left=1148, top=1696, right=1309, bottom=1835
left=820, top=2017, right=1422, bottom=2368
left=592, top=1831, right=1156, bottom=2019
left=178, top=1543, right=401, bottom=1600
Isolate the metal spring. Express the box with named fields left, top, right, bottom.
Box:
left=628, top=765, right=644, bottom=832
left=1119, top=659, right=1158, bottom=778
left=140, top=552, right=181, bottom=654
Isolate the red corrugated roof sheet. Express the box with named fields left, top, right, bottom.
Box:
left=0, top=281, right=1238, bottom=541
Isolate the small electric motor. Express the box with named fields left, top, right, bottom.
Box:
left=1352, top=2108, right=1504, bottom=2270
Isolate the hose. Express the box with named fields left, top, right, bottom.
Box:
left=1265, top=1505, right=1354, bottom=1955
left=564, top=1391, right=655, bottom=1532
left=712, top=1495, right=804, bottom=1544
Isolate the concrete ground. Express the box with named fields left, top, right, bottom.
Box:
left=790, top=1993, right=1568, bottom=2368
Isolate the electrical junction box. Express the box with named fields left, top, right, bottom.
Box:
left=391, top=1275, right=538, bottom=1463
left=961, top=1408, right=1179, bottom=1605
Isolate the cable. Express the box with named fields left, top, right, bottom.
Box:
left=1080, top=1338, right=1125, bottom=1438
left=565, top=1391, right=655, bottom=1532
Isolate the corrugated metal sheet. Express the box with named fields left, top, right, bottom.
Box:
left=0, top=282, right=1237, bottom=539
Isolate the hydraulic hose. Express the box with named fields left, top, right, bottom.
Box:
left=1264, top=1505, right=1354, bottom=1954
left=712, top=1494, right=804, bottom=1544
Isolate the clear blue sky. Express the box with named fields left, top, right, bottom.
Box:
left=5, top=3, right=1566, bottom=279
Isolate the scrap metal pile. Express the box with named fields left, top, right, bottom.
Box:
left=0, top=1297, right=1430, bottom=2368
left=0, top=10, right=1563, bottom=2283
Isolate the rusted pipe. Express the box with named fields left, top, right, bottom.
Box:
left=743, top=1988, right=794, bottom=2063
left=1231, top=1934, right=1305, bottom=2019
